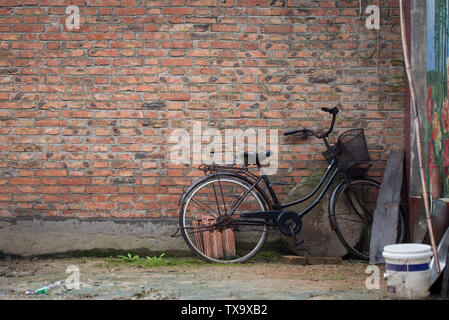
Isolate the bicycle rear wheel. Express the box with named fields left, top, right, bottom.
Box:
left=179, top=175, right=269, bottom=263
left=329, top=178, right=406, bottom=260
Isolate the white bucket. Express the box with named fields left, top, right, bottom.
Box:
left=382, top=244, right=433, bottom=299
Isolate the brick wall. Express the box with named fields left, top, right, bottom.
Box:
left=0, top=0, right=405, bottom=219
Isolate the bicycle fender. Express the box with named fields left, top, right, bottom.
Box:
left=328, top=180, right=347, bottom=231
left=178, top=172, right=273, bottom=210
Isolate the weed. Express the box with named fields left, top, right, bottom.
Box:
left=117, top=253, right=141, bottom=262
left=111, top=253, right=207, bottom=268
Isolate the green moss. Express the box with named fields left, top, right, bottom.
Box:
left=302, top=169, right=327, bottom=188
left=250, top=250, right=282, bottom=263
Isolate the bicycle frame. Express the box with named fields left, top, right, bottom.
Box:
left=177, top=106, right=373, bottom=231
left=228, top=158, right=340, bottom=220
left=279, top=159, right=340, bottom=217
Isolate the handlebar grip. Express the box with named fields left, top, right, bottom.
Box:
left=284, top=129, right=304, bottom=137
left=321, top=107, right=340, bottom=115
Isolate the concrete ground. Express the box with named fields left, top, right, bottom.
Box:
left=0, top=252, right=403, bottom=300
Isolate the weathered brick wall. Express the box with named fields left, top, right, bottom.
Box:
left=0, top=0, right=405, bottom=219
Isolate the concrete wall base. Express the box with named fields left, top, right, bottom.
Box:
left=0, top=217, right=285, bottom=258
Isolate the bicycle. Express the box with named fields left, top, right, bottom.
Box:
left=172, top=107, right=407, bottom=263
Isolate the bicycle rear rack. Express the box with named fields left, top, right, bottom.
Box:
left=198, top=164, right=260, bottom=181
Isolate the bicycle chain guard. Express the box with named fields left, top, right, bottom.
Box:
left=276, top=211, right=302, bottom=237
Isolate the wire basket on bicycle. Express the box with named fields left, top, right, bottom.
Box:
left=322, top=128, right=370, bottom=173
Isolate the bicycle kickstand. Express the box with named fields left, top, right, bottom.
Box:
left=287, top=222, right=304, bottom=247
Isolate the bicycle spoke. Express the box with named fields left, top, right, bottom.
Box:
left=343, top=190, right=366, bottom=221
left=189, top=197, right=219, bottom=219
left=216, top=175, right=228, bottom=215
left=211, top=182, right=223, bottom=216
left=333, top=216, right=366, bottom=224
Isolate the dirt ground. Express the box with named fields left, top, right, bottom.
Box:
left=0, top=253, right=406, bottom=300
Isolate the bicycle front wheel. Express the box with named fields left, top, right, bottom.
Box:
left=179, top=175, right=270, bottom=263
left=329, top=178, right=406, bottom=260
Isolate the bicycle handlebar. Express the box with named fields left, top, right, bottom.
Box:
left=321, top=107, right=339, bottom=115
left=284, top=106, right=339, bottom=139
left=284, top=129, right=307, bottom=137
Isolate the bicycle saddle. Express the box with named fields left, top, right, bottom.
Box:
left=243, top=151, right=272, bottom=166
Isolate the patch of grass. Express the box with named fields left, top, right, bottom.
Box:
left=106, top=253, right=208, bottom=268
left=94, top=250, right=284, bottom=268
left=250, top=250, right=282, bottom=263
left=93, top=262, right=107, bottom=268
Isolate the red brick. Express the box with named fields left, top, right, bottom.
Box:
left=262, top=25, right=292, bottom=33
left=161, top=58, right=192, bottom=66
left=10, top=178, right=41, bottom=185
left=160, top=93, right=191, bottom=101
left=89, top=49, right=120, bottom=57
left=36, top=170, right=68, bottom=177
left=115, top=8, right=147, bottom=15
left=58, top=178, right=90, bottom=186
left=162, top=8, right=194, bottom=15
